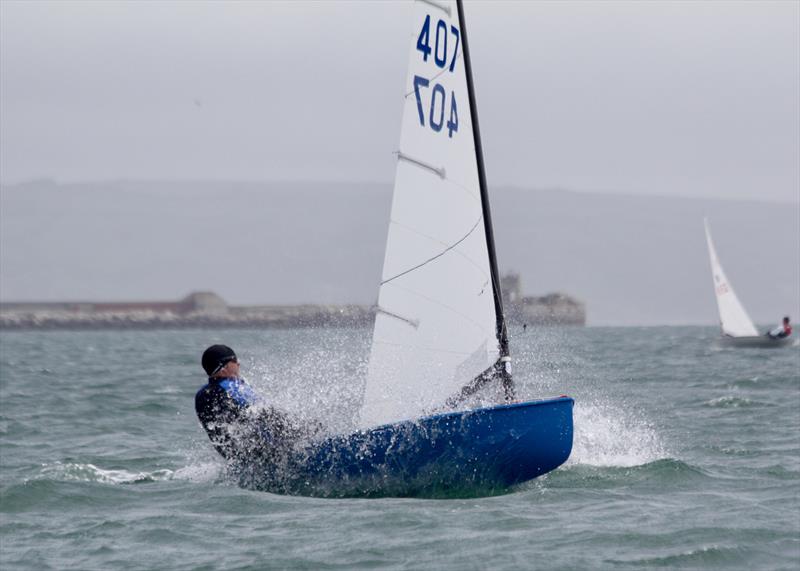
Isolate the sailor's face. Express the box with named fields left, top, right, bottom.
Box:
left=220, top=359, right=240, bottom=377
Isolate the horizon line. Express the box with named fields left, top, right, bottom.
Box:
left=2, top=177, right=797, bottom=206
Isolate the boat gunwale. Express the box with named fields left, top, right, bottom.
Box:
left=363, top=395, right=574, bottom=433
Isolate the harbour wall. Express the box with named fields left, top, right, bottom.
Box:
left=0, top=289, right=585, bottom=330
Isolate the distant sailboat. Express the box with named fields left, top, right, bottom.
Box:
left=243, top=0, right=574, bottom=497
left=703, top=218, right=792, bottom=348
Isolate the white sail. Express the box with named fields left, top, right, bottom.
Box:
left=361, top=0, right=499, bottom=428
left=703, top=218, right=759, bottom=337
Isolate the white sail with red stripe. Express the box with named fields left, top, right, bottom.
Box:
left=704, top=218, right=759, bottom=337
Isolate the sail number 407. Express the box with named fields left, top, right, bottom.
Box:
left=413, top=76, right=458, bottom=138
left=414, top=14, right=460, bottom=138
left=417, top=14, right=460, bottom=72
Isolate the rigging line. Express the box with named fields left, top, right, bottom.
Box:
left=442, top=173, right=481, bottom=203
left=381, top=216, right=483, bottom=286
left=387, top=217, right=490, bottom=282
left=372, top=339, right=476, bottom=357
left=381, top=281, right=489, bottom=334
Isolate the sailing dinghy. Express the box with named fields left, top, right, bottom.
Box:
left=242, top=0, right=574, bottom=497
left=704, top=218, right=792, bottom=348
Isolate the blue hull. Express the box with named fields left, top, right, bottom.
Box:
left=237, top=396, right=574, bottom=498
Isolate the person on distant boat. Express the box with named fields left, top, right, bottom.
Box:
left=195, top=344, right=321, bottom=463
left=766, top=316, right=792, bottom=339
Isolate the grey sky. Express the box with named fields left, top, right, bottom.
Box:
left=1, top=0, right=798, bottom=203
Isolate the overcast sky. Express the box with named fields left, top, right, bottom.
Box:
left=1, top=0, right=798, bottom=203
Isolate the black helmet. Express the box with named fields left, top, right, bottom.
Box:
left=202, top=344, right=237, bottom=376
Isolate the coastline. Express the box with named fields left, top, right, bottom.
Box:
left=0, top=304, right=374, bottom=331
left=0, top=289, right=586, bottom=331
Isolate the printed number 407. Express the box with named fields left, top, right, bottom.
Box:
left=413, top=76, right=458, bottom=138
left=417, top=14, right=460, bottom=72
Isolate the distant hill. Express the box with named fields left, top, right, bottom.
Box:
left=1, top=179, right=797, bottom=326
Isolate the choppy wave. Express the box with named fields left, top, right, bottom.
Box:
left=30, top=461, right=223, bottom=486
left=548, top=458, right=709, bottom=491
left=2, top=326, right=799, bottom=571
left=608, top=544, right=746, bottom=567
left=36, top=462, right=175, bottom=484
left=704, top=395, right=759, bottom=408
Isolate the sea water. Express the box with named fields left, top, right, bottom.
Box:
left=0, top=326, right=798, bottom=570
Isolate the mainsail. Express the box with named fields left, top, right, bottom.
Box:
left=703, top=218, right=759, bottom=337
left=361, top=0, right=508, bottom=428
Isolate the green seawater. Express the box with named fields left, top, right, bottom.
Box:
left=1, top=326, right=798, bottom=570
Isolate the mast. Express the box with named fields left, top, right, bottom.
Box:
left=456, top=0, right=512, bottom=378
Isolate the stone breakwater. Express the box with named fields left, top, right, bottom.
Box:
left=0, top=305, right=375, bottom=331
left=0, top=289, right=585, bottom=331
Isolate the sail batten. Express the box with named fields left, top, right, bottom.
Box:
left=397, top=151, right=446, bottom=179
left=419, top=0, right=451, bottom=16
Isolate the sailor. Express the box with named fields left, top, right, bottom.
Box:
left=195, top=344, right=315, bottom=462
left=767, top=316, right=792, bottom=339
